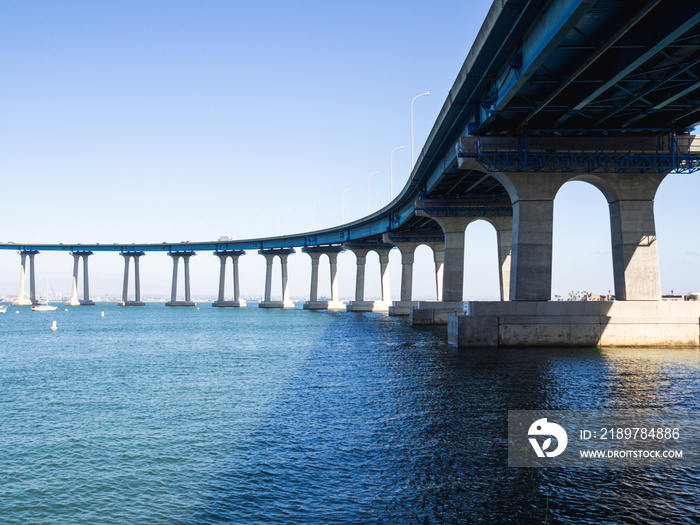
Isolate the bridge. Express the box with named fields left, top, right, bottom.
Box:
left=3, top=0, right=700, bottom=347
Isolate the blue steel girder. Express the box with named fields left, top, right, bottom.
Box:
left=458, top=134, right=700, bottom=173
left=479, top=0, right=595, bottom=130
left=472, top=0, right=700, bottom=134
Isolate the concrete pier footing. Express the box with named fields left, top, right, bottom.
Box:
left=448, top=301, right=700, bottom=348
left=410, top=301, right=465, bottom=325
left=346, top=300, right=391, bottom=312
left=303, top=300, right=345, bottom=310
left=389, top=300, right=419, bottom=316
left=259, top=300, right=295, bottom=309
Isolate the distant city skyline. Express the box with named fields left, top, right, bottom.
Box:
left=2, top=0, right=699, bottom=301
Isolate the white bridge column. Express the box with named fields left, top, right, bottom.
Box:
left=383, top=238, right=420, bottom=317
left=14, top=250, right=37, bottom=305
left=258, top=248, right=295, bottom=308
left=345, top=244, right=393, bottom=312
left=166, top=251, right=196, bottom=306
left=426, top=241, right=445, bottom=302
left=65, top=251, right=94, bottom=306
left=119, top=252, right=145, bottom=306
left=302, top=246, right=345, bottom=310
left=213, top=251, right=246, bottom=307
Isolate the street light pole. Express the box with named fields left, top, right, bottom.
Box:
left=367, top=170, right=379, bottom=213
left=411, top=92, right=430, bottom=168
left=390, top=145, right=404, bottom=200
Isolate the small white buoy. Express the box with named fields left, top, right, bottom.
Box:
left=51, top=320, right=57, bottom=331
left=65, top=308, right=68, bottom=311
left=101, top=311, right=105, bottom=317
left=15, top=310, right=19, bottom=314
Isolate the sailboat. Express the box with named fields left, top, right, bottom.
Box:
left=32, top=276, right=58, bottom=312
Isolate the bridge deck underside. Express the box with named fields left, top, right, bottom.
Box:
left=482, top=0, right=700, bottom=134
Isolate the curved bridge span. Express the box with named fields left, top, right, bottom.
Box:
left=4, top=0, right=700, bottom=347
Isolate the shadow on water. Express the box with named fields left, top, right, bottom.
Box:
left=191, top=313, right=700, bottom=524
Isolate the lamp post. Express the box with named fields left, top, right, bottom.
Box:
left=411, top=92, right=430, bottom=168
left=342, top=188, right=352, bottom=224
left=390, top=145, right=404, bottom=199
left=367, top=170, right=379, bottom=213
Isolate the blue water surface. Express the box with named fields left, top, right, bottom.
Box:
left=1, top=303, right=698, bottom=524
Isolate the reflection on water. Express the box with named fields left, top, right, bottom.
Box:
left=0, top=305, right=698, bottom=524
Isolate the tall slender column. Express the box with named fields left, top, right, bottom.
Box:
left=82, top=254, right=90, bottom=303
left=231, top=254, right=243, bottom=305
left=17, top=253, right=27, bottom=304
left=28, top=252, right=37, bottom=305
left=68, top=254, right=80, bottom=305
left=216, top=254, right=227, bottom=303
left=302, top=246, right=344, bottom=310
left=14, top=251, right=35, bottom=306
left=134, top=254, right=142, bottom=303
left=425, top=241, right=445, bottom=302
left=489, top=216, right=513, bottom=302
left=279, top=253, right=290, bottom=303
left=377, top=248, right=392, bottom=303
left=429, top=217, right=475, bottom=302
left=183, top=255, right=192, bottom=302
left=259, top=248, right=295, bottom=308
left=308, top=252, right=321, bottom=302
left=170, top=255, right=179, bottom=303
left=353, top=251, right=368, bottom=302
left=119, top=252, right=145, bottom=306
left=328, top=252, right=340, bottom=303
left=263, top=254, right=274, bottom=302
left=121, top=254, right=130, bottom=304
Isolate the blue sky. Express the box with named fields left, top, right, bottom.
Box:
left=1, top=0, right=699, bottom=301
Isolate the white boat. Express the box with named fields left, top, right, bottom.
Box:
left=32, top=303, right=57, bottom=312
left=32, top=277, right=58, bottom=311
left=0, top=305, right=7, bottom=314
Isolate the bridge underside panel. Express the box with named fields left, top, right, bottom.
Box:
left=477, top=0, right=700, bottom=135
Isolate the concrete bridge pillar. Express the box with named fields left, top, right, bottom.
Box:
left=489, top=216, right=513, bottom=302
left=66, top=252, right=94, bottom=306
left=429, top=217, right=476, bottom=302
left=166, top=252, right=196, bottom=306
left=14, top=250, right=38, bottom=305
left=383, top=238, right=420, bottom=316
left=307, top=252, right=321, bottom=302
left=119, top=252, right=145, bottom=306
left=259, top=248, right=295, bottom=308
left=212, top=251, right=246, bottom=307
left=300, top=247, right=348, bottom=309
left=601, top=173, right=666, bottom=300
left=345, top=245, right=393, bottom=312
left=426, top=242, right=445, bottom=302
left=491, top=170, right=665, bottom=301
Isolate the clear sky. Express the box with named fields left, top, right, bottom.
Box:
left=1, top=0, right=699, bottom=301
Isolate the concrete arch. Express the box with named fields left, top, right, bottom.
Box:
left=463, top=219, right=503, bottom=301
left=552, top=181, right=614, bottom=300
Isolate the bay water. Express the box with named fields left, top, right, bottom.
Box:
left=1, top=303, right=698, bottom=523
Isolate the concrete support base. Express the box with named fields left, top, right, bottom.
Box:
left=302, top=300, right=346, bottom=310
left=118, top=301, right=146, bottom=306
left=79, top=300, right=95, bottom=306
left=212, top=300, right=247, bottom=307
left=410, top=301, right=465, bottom=325
left=65, top=299, right=81, bottom=306
left=259, top=301, right=295, bottom=309
left=165, top=301, right=197, bottom=307
left=448, top=301, right=700, bottom=348
left=13, top=299, right=34, bottom=306
left=346, top=300, right=391, bottom=312
left=389, top=300, right=419, bottom=316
